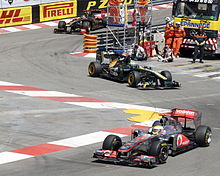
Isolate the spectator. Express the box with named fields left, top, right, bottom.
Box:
left=132, top=44, right=147, bottom=61
left=157, top=45, right=174, bottom=62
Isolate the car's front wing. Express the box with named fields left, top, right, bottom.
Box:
left=93, top=149, right=156, bottom=167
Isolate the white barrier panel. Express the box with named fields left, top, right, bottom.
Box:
left=41, top=0, right=69, bottom=4
left=0, top=0, right=70, bottom=8
left=1, top=0, right=40, bottom=8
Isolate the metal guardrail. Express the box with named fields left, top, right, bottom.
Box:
left=91, top=23, right=165, bottom=36
left=90, top=0, right=170, bottom=50
left=93, top=23, right=166, bottom=51
left=152, top=0, right=173, bottom=6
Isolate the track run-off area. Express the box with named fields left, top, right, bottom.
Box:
left=0, top=5, right=220, bottom=176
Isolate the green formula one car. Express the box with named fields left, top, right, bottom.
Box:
left=88, top=50, right=180, bottom=89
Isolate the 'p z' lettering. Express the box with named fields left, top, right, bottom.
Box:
left=0, top=9, right=23, bottom=24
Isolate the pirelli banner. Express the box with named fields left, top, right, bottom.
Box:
left=0, top=6, right=32, bottom=27
left=40, top=0, right=77, bottom=22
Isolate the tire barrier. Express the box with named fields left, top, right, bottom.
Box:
left=83, top=34, right=98, bottom=53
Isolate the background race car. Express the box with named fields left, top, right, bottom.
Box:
left=88, top=50, right=180, bottom=89
left=54, top=10, right=107, bottom=33
left=93, top=108, right=212, bottom=168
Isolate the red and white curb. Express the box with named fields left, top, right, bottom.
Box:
left=0, top=80, right=168, bottom=165
left=70, top=52, right=96, bottom=58
left=0, top=124, right=149, bottom=165
left=0, top=21, right=59, bottom=34
left=0, top=81, right=168, bottom=111
left=0, top=3, right=172, bottom=34
left=152, top=3, right=172, bottom=10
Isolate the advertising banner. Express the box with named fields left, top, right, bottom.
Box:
left=40, top=0, right=77, bottom=22
left=0, top=6, right=32, bottom=27
left=1, top=0, right=40, bottom=8
left=77, top=0, right=133, bottom=16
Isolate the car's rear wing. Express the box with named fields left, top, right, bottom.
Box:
left=160, top=108, right=202, bottom=129
left=171, top=108, right=199, bottom=119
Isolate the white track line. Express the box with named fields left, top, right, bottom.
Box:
left=6, top=91, right=80, bottom=97
left=0, top=152, right=33, bottom=165
left=48, top=131, right=127, bottom=148
left=22, top=24, right=41, bottom=29
left=1, top=27, right=21, bottom=32
left=194, top=72, right=220, bottom=77
left=41, top=21, right=58, bottom=26
left=65, top=102, right=168, bottom=111
left=212, top=77, right=220, bottom=80
left=84, top=53, right=96, bottom=58
left=0, top=81, right=22, bottom=86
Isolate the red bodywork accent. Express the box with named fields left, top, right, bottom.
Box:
left=176, top=134, right=190, bottom=148
left=80, top=29, right=87, bottom=33
left=100, top=150, right=117, bottom=158
left=107, top=151, right=117, bottom=158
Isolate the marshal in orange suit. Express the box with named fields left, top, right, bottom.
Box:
left=108, top=0, right=123, bottom=24
left=138, top=0, right=150, bottom=23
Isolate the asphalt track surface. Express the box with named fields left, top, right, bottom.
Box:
left=0, top=8, right=220, bottom=176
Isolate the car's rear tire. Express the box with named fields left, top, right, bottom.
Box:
left=58, top=21, right=67, bottom=31
left=148, top=141, right=169, bottom=164
left=195, top=125, right=212, bottom=147
left=88, top=62, right=102, bottom=77
left=102, top=135, right=122, bottom=151
left=128, top=71, right=141, bottom=87
left=160, top=70, right=172, bottom=87
left=82, top=21, right=92, bottom=32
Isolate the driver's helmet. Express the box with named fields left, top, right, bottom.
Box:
left=152, top=125, right=164, bottom=135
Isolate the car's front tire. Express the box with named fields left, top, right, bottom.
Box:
left=148, top=141, right=169, bottom=164
left=128, top=71, right=141, bottom=87
left=160, top=70, right=172, bottom=87
left=102, top=135, right=122, bottom=151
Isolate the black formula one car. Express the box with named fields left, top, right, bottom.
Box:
left=93, top=108, right=212, bottom=167
left=88, top=50, right=180, bottom=89
left=54, top=10, right=106, bottom=34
